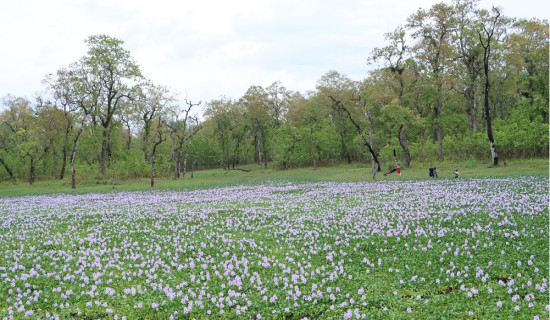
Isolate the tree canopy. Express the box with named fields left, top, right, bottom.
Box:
left=0, top=2, right=548, bottom=185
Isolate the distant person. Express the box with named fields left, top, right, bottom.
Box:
left=397, top=164, right=401, bottom=177
left=372, top=167, right=377, bottom=180
left=429, top=167, right=434, bottom=178
left=454, top=169, right=460, bottom=178
left=433, top=167, right=439, bottom=179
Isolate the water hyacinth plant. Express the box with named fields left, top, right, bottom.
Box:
left=0, top=176, right=548, bottom=319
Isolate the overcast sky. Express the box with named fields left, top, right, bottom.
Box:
left=1, top=0, right=548, bottom=112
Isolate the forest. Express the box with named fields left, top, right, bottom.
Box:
left=0, top=0, right=548, bottom=187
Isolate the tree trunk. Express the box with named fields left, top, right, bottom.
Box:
left=126, top=124, right=132, bottom=151
left=393, top=149, right=399, bottom=168
left=480, top=17, right=499, bottom=166
left=398, top=71, right=404, bottom=106
left=70, top=127, right=84, bottom=189
left=191, top=159, right=196, bottom=179
left=420, top=128, right=426, bottom=160
left=150, top=153, right=157, bottom=187
left=437, top=123, right=443, bottom=161
left=466, top=68, right=478, bottom=139
left=309, top=125, right=317, bottom=170
left=397, top=125, right=411, bottom=167
left=29, top=157, right=35, bottom=185
left=337, top=109, right=352, bottom=164
left=182, top=137, right=194, bottom=179
left=256, top=133, right=263, bottom=167
left=483, top=68, right=498, bottom=166
left=221, top=136, right=228, bottom=171
left=0, top=157, right=14, bottom=180
left=60, top=146, right=67, bottom=180
left=173, top=152, right=180, bottom=180
left=332, top=98, right=380, bottom=170
left=100, top=129, right=108, bottom=176
left=52, top=146, right=58, bottom=180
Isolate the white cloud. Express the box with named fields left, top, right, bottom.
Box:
left=0, top=0, right=548, bottom=113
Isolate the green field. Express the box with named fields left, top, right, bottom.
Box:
left=0, top=158, right=547, bottom=197
left=0, top=160, right=548, bottom=319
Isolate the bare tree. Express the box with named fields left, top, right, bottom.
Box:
left=167, top=99, right=202, bottom=179
left=478, top=6, right=506, bottom=166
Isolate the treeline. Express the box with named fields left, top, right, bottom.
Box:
left=0, top=0, right=548, bottom=187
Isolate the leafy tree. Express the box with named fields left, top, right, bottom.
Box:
left=166, top=99, right=202, bottom=179
left=266, top=81, right=292, bottom=128
left=452, top=0, right=484, bottom=139
left=80, top=34, right=143, bottom=176
left=505, top=18, right=549, bottom=123
left=407, top=3, right=456, bottom=161
left=134, top=83, right=176, bottom=162
left=286, top=93, right=329, bottom=169
left=369, top=26, right=410, bottom=106
left=240, top=85, right=270, bottom=167
left=0, top=96, right=48, bottom=184
left=316, top=71, right=358, bottom=165
left=149, top=117, right=166, bottom=187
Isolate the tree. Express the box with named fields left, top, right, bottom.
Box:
left=150, top=117, right=166, bottom=187
left=0, top=95, right=48, bottom=184
left=478, top=6, right=507, bottom=166
left=317, top=71, right=385, bottom=170
left=316, top=71, right=357, bottom=164
left=369, top=26, right=410, bottom=106
left=35, top=100, right=66, bottom=179
left=286, top=93, right=329, bottom=170
left=369, top=28, right=417, bottom=166
left=266, top=81, right=291, bottom=128
left=241, top=85, right=270, bottom=167
left=378, top=103, right=421, bottom=167
left=505, top=18, right=549, bottom=123
left=408, top=3, right=456, bottom=161
left=80, top=34, right=143, bottom=176
left=0, top=124, right=15, bottom=180
left=43, top=68, right=81, bottom=179
left=167, top=99, right=202, bottom=179
left=204, top=97, right=240, bottom=170
left=452, top=0, right=484, bottom=139
left=134, top=83, right=176, bottom=162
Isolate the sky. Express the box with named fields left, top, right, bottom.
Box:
left=0, top=0, right=548, bottom=113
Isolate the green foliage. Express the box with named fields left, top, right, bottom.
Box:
left=112, top=149, right=149, bottom=179
left=0, top=3, right=548, bottom=184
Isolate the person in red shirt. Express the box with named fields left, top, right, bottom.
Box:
left=397, top=164, right=401, bottom=177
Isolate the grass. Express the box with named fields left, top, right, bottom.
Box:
left=0, top=175, right=548, bottom=319
left=0, top=158, right=547, bottom=197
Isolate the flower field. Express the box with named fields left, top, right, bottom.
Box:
left=0, top=176, right=548, bottom=319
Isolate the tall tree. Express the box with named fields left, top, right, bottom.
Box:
left=266, top=81, right=291, bottom=128
left=453, top=0, right=483, bottom=139
left=477, top=6, right=508, bottom=166
left=167, top=99, right=202, bottom=179
left=241, top=85, right=270, bottom=167
left=369, top=28, right=415, bottom=166
left=149, top=117, right=165, bottom=188
left=286, top=93, right=328, bottom=170
left=505, top=18, right=549, bottom=123
left=43, top=68, right=80, bottom=179
left=408, top=3, right=456, bottom=161
left=0, top=96, right=48, bottom=184
left=135, top=83, right=176, bottom=161
left=0, top=122, right=15, bottom=180
left=369, top=26, right=409, bottom=106
left=317, top=71, right=356, bottom=164
left=204, top=97, right=238, bottom=171
left=80, top=34, right=143, bottom=176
